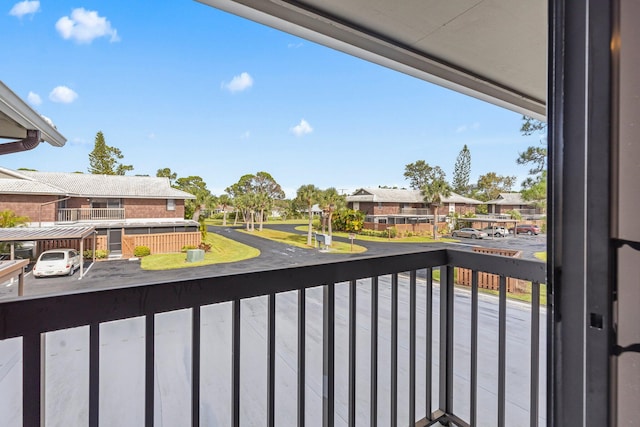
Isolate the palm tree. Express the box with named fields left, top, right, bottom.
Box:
left=0, top=210, right=30, bottom=254
left=218, top=194, right=232, bottom=226
left=321, top=187, right=345, bottom=238
left=421, top=179, right=451, bottom=239
left=295, top=184, right=321, bottom=246
left=0, top=210, right=30, bottom=228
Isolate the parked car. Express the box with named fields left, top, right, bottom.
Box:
left=481, top=226, right=509, bottom=237
left=32, top=249, right=81, bottom=278
left=451, top=228, right=488, bottom=239
left=509, top=224, right=541, bottom=235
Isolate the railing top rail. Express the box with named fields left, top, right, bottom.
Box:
left=447, top=250, right=546, bottom=283
left=0, top=249, right=545, bottom=340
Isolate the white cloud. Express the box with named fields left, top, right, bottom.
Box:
left=27, top=91, right=42, bottom=106
left=55, top=8, right=120, bottom=44
left=287, top=42, right=303, bottom=49
left=9, top=1, right=40, bottom=18
left=240, top=131, right=251, bottom=139
left=222, top=72, right=253, bottom=93
left=49, top=86, right=78, bottom=103
left=290, top=119, right=313, bottom=137
left=148, top=132, right=156, bottom=140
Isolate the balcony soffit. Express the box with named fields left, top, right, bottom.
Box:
left=197, top=0, right=547, bottom=120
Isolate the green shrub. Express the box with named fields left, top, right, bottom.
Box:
left=331, top=209, right=365, bottom=232
left=181, top=245, right=198, bottom=252
left=358, top=227, right=397, bottom=238
left=83, top=249, right=108, bottom=259
left=134, top=246, right=151, bottom=257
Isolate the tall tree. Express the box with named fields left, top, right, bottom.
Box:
left=319, top=187, right=345, bottom=237
left=452, top=144, right=471, bottom=195
left=403, top=160, right=441, bottom=190
left=474, top=172, right=516, bottom=201
left=405, top=161, right=450, bottom=239
left=88, top=131, right=133, bottom=175
left=252, top=172, right=285, bottom=231
left=156, top=168, right=177, bottom=186
left=217, top=194, right=232, bottom=226
left=421, top=178, right=451, bottom=239
left=518, top=116, right=548, bottom=211
left=225, top=174, right=255, bottom=226
left=174, top=176, right=213, bottom=220
left=521, top=171, right=547, bottom=210
left=295, top=184, right=321, bottom=246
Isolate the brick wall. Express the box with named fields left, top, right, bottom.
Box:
left=1, top=194, right=59, bottom=223
left=123, top=198, right=185, bottom=219
left=373, top=204, right=402, bottom=215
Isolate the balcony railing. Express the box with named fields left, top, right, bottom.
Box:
left=0, top=249, right=546, bottom=426
left=57, top=207, right=126, bottom=222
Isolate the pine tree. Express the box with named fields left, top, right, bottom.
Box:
left=452, top=144, right=471, bottom=195
left=88, top=131, right=133, bottom=175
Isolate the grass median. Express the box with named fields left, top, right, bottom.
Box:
left=140, top=233, right=260, bottom=270
left=238, top=228, right=367, bottom=254
left=294, top=226, right=457, bottom=243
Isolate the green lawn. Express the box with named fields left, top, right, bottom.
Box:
left=238, top=228, right=367, bottom=254
left=205, top=218, right=307, bottom=226
left=140, top=232, right=260, bottom=270
left=534, top=251, right=547, bottom=261
left=294, top=226, right=457, bottom=243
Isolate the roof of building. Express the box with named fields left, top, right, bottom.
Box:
left=346, top=188, right=482, bottom=204
left=485, top=192, right=529, bottom=205
left=0, top=167, right=195, bottom=199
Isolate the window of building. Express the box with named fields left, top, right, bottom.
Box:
left=90, top=198, right=121, bottom=209
left=167, top=199, right=176, bottom=211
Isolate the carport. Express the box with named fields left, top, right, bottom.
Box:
left=0, top=226, right=96, bottom=279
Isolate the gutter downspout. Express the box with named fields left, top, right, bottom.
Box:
left=0, top=129, right=40, bottom=155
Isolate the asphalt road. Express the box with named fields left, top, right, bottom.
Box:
left=0, top=225, right=545, bottom=299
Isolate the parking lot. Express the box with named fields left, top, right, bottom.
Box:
left=0, top=228, right=546, bottom=299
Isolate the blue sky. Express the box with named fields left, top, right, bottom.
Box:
left=1, top=0, right=543, bottom=197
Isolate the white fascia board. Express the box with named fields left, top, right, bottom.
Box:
left=0, top=81, right=66, bottom=147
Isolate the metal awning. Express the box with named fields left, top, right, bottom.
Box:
left=0, top=226, right=96, bottom=243
left=0, top=226, right=96, bottom=280
left=197, top=0, right=547, bottom=120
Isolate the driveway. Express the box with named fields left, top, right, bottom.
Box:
left=2, top=224, right=545, bottom=298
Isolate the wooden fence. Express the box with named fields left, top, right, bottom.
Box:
left=121, top=232, right=201, bottom=257
left=37, top=236, right=107, bottom=254
left=36, top=232, right=199, bottom=258
left=456, top=247, right=528, bottom=293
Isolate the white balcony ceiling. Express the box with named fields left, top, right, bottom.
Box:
left=198, top=0, right=547, bottom=120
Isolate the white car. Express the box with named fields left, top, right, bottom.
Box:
left=481, top=226, right=509, bottom=237
left=32, top=249, right=81, bottom=278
